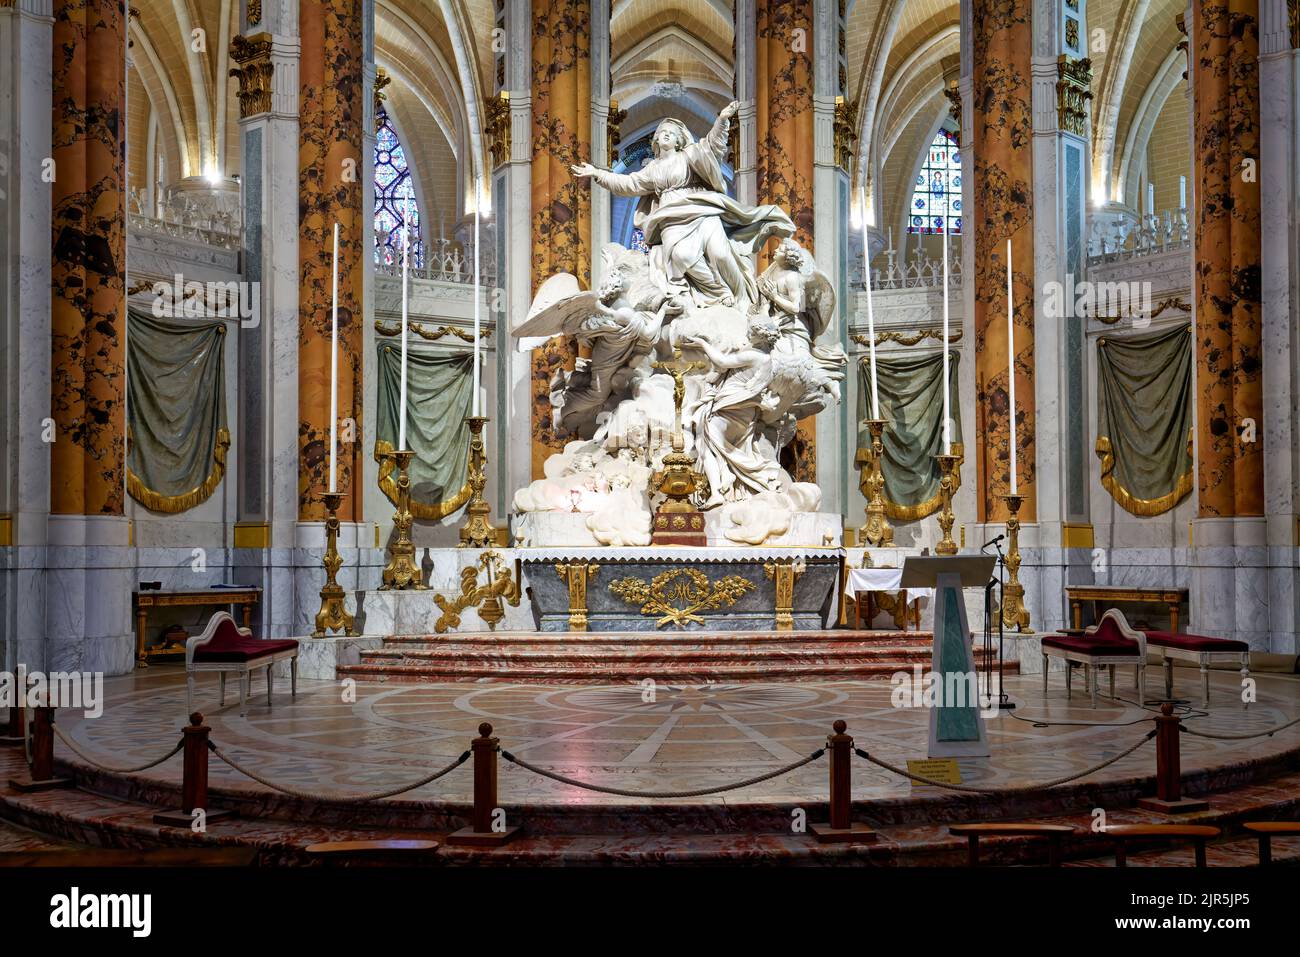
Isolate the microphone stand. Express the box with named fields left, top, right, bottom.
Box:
left=990, top=537, right=1015, bottom=711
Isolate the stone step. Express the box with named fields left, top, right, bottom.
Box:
left=381, top=629, right=934, bottom=647
left=363, top=643, right=952, bottom=661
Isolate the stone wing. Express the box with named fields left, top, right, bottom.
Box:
left=512, top=273, right=601, bottom=348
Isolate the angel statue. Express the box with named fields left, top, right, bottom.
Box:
left=752, top=237, right=848, bottom=421
left=571, top=101, right=795, bottom=312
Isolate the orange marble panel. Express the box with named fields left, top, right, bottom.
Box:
left=299, top=0, right=365, bottom=521
left=530, top=0, right=592, bottom=478
left=50, top=0, right=126, bottom=516
left=1192, top=1, right=1263, bottom=518
left=971, top=0, right=1035, bottom=523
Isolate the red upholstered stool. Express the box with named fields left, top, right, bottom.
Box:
left=1041, top=610, right=1146, bottom=708
left=1144, top=630, right=1250, bottom=708
left=187, top=612, right=300, bottom=717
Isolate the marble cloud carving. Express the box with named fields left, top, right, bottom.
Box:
left=511, top=101, right=847, bottom=547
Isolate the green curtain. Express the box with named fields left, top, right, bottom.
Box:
left=126, top=309, right=229, bottom=512
left=856, top=350, right=962, bottom=520
left=1095, top=324, right=1193, bottom=515
left=375, top=344, right=475, bottom=519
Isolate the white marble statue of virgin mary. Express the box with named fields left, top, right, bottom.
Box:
left=571, top=101, right=795, bottom=311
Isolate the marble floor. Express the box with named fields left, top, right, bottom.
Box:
left=50, top=666, right=1300, bottom=807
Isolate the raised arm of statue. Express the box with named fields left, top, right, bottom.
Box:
left=703, top=100, right=741, bottom=161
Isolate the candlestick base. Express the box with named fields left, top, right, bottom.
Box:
left=934, top=451, right=961, bottom=556
left=458, top=415, right=499, bottom=549
left=859, top=418, right=894, bottom=548
left=313, top=492, right=357, bottom=638
left=380, top=449, right=426, bottom=590
left=1000, top=493, right=1034, bottom=634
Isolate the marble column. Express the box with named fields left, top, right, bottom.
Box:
left=733, top=0, right=758, bottom=207
left=812, top=0, right=846, bottom=514
left=589, top=0, right=610, bottom=289
left=529, top=0, right=591, bottom=478
left=1029, top=0, right=1093, bottom=637
left=45, top=0, right=133, bottom=673
left=0, top=0, right=54, bottom=670
left=755, top=0, right=817, bottom=483
left=298, top=0, right=365, bottom=524
left=1192, top=0, right=1264, bottom=519
left=1257, top=0, right=1297, bottom=651
left=228, top=1, right=305, bottom=637
left=504, top=0, right=534, bottom=504
left=1188, top=0, right=1274, bottom=648
left=971, top=0, right=1037, bottom=524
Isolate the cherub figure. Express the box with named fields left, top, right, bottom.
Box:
left=681, top=315, right=785, bottom=507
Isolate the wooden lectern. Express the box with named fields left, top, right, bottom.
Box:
left=900, top=555, right=996, bottom=759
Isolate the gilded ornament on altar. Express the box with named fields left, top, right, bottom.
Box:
left=434, top=551, right=521, bottom=633
left=229, top=33, right=275, bottom=119
left=459, top=416, right=499, bottom=548
left=379, top=448, right=425, bottom=590
left=555, top=561, right=600, bottom=632
left=999, top=493, right=1033, bottom=634
left=313, top=492, right=357, bottom=638
left=858, top=418, right=893, bottom=547
left=764, top=559, right=805, bottom=632
left=833, top=96, right=858, bottom=170
left=608, top=568, right=754, bottom=630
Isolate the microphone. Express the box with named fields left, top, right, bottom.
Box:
left=981, top=534, right=1005, bottom=550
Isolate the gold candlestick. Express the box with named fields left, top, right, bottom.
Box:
left=458, top=415, right=497, bottom=548
left=934, top=452, right=960, bottom=555
left=380, top=449, right=425, bottom=590
left=1000, top=492, right=1033, bottom=633
left=313, top=491, right=356, bottom=637
left=859, top=418, right=893, bottom=547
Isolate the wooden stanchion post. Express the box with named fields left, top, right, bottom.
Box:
left=809, top=720, right=876, bottom=844
left=156, top=713, right=234, bottom=827
left=447, top=722, right=521, bottom=847
left=1137, top=703, right=1208, bottom=813
left=9, top=704, right=72, bottom=792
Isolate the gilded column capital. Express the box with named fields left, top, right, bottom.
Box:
left=1055, top=55, right=1092, bottom=137
left=229, top=32, right=275, bottom=118
left=832, top=96, right=858, bottom=170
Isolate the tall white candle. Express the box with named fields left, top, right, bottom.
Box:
left=1179, top=175, right=1187, bottom=210
left=941, top=220, right=950, bottom=455
left=1147, top=183, right=1155, bottom=217
left=329, top=222, right=339, bottom=494
left=398, top=199, right=410, bottom=451
left=1006, top=238, right=1017, bottom=495
left=862, top=221, right=880, bottom=418
left=472, top=174, right=482, bottom=417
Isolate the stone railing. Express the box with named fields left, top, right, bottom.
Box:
left=1087, top=208, right=1190, bottom=264
left=852, top=248, right=963, bottom=291
left=374, top=236, right=497, bottom=288
left=127, top=186, right=242, bottom=251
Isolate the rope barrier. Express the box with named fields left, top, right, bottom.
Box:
left=500, top=747, right=826, bottom=799
left=52, top=724, right=184, bottom=774
left=1181, top=713, right=1300, bottom=741
left=854, top=729, right=1157, bottom=794
left=208, top=744, right=470, bottom=802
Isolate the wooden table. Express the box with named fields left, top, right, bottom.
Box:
left=1066, top=585, right=1187, bottom=632
left=133, top=587, right=261, bottom=666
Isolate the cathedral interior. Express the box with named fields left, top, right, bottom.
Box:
left=1, top=0, right=1299, bottom=912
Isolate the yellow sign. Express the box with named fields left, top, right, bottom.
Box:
left=906, top=759, right=963, bottom=787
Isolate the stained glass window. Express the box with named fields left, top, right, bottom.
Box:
left=908, top=129, right=961, bottom=235
left=374, top=109, right=421, bottom=266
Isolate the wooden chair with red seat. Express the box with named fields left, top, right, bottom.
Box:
left=1040, top=608, right=1147, bottom=707
left=186, top=612, right=300, bottom=717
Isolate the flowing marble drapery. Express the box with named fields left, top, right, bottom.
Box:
left=1193, top=1, right=1263, bottom=517
left=971, top=0, right=1036, bottom=523
left=50, top=0, right=126, bottom=516
left=755, top=0, right=817, bottom=483
left=856, top=352, right=963, bottom=520
left=1095, top=325, right=1194, bottom=516
left=125, top=311, right=229, bottom=513
left=298, top=0, right=365, bottom=521
left=531, top=0, right=592, bottom=478
left=374, top=346, right=474, bottom=520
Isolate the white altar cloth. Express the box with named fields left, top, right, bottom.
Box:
left=843, top=567, right=935, bottom=605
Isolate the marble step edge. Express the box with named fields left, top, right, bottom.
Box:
left=360, top=645, right=960, bottom=662
left=381, top=630, right=932, bottom=644
left=334, top=662, right=1022, bottom=683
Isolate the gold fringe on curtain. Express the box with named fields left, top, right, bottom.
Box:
left=1095, top=433, right=1193, bottom=516
left=127, top=427, right=231, bottom=513
left=374, top=438, right=473, bottom=520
